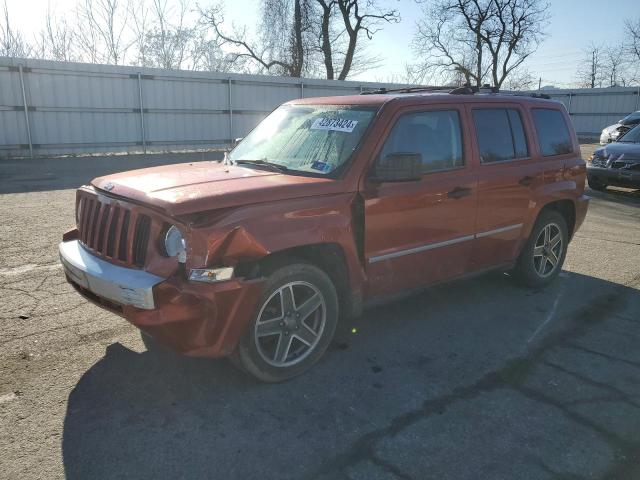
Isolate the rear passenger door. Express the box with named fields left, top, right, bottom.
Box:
left=362, top=105, right=477, bottom=298
left=468, top=104, right=540, bottom=270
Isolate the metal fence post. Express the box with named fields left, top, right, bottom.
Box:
left=137, top=73, right=147, bottom=153
left=228, top=78, right=233, bottom=143
left=300, top=81, right=304, bottom=98
left=567, top=92, right=573, bottom=115
left=18, top=65, right=33, bottom=158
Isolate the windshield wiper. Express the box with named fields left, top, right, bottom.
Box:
left=234, top=159, right=289, bottom=173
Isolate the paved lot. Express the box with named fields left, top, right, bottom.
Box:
left=1, top=147, right=640, bottom=479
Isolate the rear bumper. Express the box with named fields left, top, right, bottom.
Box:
left=60, top=240, right=264, bottom=357
left=588, top=166, right=640, bottom=188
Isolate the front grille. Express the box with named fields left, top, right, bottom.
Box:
left=77, top=193, right=151, bottom=266
left=591, top=157, right=608, bottom=168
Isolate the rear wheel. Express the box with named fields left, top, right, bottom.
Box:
left=514, top=210, right=568, bottom=288
left=234, top=262, right=338, bottom=382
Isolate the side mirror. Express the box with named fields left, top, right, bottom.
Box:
left=371, top=153, right=422, bottom=182
left=234, top=137, right=243, bottom=146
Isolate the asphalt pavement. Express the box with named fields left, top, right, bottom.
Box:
left=1, top=148, right=639, bottom=479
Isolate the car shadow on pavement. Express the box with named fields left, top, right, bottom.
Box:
left=61, top=271, right=640, bottom=480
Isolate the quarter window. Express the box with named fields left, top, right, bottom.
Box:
left=531, top=108, right=573, bottom=156
left=379, top=110, right=463, bottom=173
left=472, top=108, right=529, bottom=163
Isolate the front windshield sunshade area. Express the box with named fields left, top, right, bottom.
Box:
left=229, top=104, right=377, bottom=175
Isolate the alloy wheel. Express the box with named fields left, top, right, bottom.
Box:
left=533, top=222, right=563, bottom=278
left=254, top=281, right=326, bottom=367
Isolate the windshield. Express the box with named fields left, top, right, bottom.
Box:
left=229, top=104, right=377, bottom=175
left=620, top=112, right=640, bottom=125
left=618, top=124, right=640, bottom=143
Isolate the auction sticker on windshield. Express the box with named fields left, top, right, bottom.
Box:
left=311, top=117, right=358, bottom=132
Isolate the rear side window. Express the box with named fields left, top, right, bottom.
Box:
left=472, top=108, right=529, bottom=163
left=531, top=108, right=573, bottom=156
left=379, top=110, right=463, bottom=173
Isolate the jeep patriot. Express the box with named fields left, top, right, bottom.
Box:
left=60, top=88, right=589, bottom=381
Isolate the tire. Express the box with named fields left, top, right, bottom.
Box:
left=513, top=210, right=568, bottom=288
left=587, top=176, right=607, bottom=191
left=234, top=262, right=339, bottom=382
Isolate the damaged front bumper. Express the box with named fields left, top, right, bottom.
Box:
left=59, top=239, right=264, bottom=357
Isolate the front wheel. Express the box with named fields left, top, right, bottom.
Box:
left=234, top=262, right=339, bottom=382
left=587, top=176, right=607, bottom=191
left=513, top=210, right=568, bottom=288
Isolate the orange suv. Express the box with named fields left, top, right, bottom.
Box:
left=60, top=88, right=589, bottom=381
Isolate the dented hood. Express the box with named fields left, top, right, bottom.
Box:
left=92, top=161, right=342, bottom=216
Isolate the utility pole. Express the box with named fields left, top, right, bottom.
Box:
left=590, top=49, right=596, bottom=89
left=538, top=77, right=541, bottom=90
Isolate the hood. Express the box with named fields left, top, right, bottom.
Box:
left=92, top=161, right=343, bottom=216
left=593, top=142, right=640, bottom=167
left=595, top=142, right=640, bottom=158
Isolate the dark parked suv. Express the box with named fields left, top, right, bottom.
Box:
left=588, top=124, right=640, bottom=191
left=60, top=88, right=589, bottom=381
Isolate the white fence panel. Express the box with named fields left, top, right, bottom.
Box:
left=0, top=58, right=404, bottom=158
left=2, top=57, right=640, bottom=158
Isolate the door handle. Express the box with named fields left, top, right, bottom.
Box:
left=519, top=175, right=535, bottom=187
left=447, top=186, right=472, bottom=199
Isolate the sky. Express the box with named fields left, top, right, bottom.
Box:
left=4, top=0, right=639, bottom=86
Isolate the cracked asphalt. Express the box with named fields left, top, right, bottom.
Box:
left=1, top=147, right=640, bottom=479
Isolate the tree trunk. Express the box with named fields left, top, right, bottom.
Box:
left=319, top=2, right=334, bottom=79
left=475, top=33, right=482, bottom=87
left=291, top=0, right=304, bottom=77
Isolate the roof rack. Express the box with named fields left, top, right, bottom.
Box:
left=360, top=86, right=455, bottom=95
left=360, top=83, right=552, bottom=100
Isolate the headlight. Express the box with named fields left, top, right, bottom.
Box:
left=189, top=267, right=234, bottom=283
left=164, top=225, right=187, bottom=263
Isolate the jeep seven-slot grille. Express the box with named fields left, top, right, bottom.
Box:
left=77, top=195, right=151, bottom=266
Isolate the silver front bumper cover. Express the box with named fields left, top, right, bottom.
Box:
left=59, top=240, right=164, bottom=310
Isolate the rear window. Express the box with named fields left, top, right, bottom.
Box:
left=472, top=108, right=529, bottom=163
left=531, top=108, right=573, bottom=156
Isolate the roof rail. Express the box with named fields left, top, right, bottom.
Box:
left=360, top=83, right=552, bottom=100
left=360, top=85, right=455, bottom=95
left=450, top=83, right=499, bottom=95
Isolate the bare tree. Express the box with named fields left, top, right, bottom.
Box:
left=624, top=18, right=640, bottom=83
left=315, top=0, right=399, bottom=80
left=602, top=45, right=630, bottom=87
left=626, top=18, right=640, bottom=62
left=574, top=44, right=605, bottom=88
left=34, top=6, right=78, bottom=61
left=129, top=0, right=151, bottom=66
left=411, top=0, right=548, bottom=88
left=502, top=67, right=535, bottom=90
left=140, top=0, right=195, bottom=69
left=200, top=0, right=397, bottom=79
left=1, top=0, right=32, bottom=57
left=199, top=1, right=311, bottom=77
left=76, top=0, right=132, bottom=64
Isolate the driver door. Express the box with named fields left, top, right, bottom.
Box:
left=362, top=106, right=478, bottom=298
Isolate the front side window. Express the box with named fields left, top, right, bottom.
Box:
left=531, top=108, right=573, bottom=156
left=229, top=104, right=377, bottom=175
left=472, top=108, right=529, bottom=163
left=378, top=110, right=464, bottom=173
